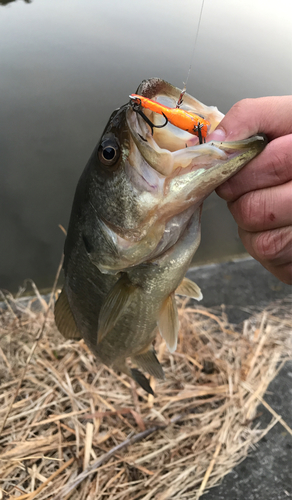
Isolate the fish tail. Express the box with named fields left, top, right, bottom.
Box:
left=114, top=361, right=154, bottom=395
left=130, top=368, right=154, bottom=395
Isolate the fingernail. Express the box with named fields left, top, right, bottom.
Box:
left=207, top=128, right=226, bottom=142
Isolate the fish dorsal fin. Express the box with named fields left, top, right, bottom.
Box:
left=133, top=348, right=164, bottom=380
left=158, top=294, right=179, bottom=353
left=176, top=277, right=203, bottom=301
left=54, top=288, right=81, bottom=340
left=97, top=275, right=137, bottom=344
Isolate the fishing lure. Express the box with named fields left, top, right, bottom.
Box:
left=129, top=94, right=210, bottom=144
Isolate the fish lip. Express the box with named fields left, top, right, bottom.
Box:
left=126, top=103, right=228, bottom=179
left=126, top=79, right=267, bottom=179
left=126, top=104, right=151, bottom=143
left=126, top=78, right=230, bottom=177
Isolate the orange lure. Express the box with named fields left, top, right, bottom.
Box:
left=129, top=93, right=210, bottom=143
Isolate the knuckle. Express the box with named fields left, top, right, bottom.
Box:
left=283, top=264, right=292, bottom=285
left=231, top=98, right=254, bottom=113
left=270, top=136, right=292, bottom=183
left=253, top=227, right=292, bottom=261
left=235, top=191, right=264, bottom=230
left=254, top=231, right=278, bottom=259
left=229, top=99, right=255, bottom=121
left=216, top=179, right=237, bottom=202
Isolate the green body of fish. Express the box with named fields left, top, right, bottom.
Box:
left=55, top=78, right=266, bottom=394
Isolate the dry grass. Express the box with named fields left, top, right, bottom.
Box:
left=0, top=285, right=291, bottom=500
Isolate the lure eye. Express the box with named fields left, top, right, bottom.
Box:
left=98, top=138, right=120, bottom=167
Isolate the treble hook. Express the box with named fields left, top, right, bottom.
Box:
left=196, top=123, right=204, bottom=144
left=130, top=98, right=168, bottom=136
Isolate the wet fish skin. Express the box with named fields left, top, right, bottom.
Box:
left=55, top=78, right=267, bottom=393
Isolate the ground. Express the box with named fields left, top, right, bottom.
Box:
left=188, top=257, right=292, bottom=500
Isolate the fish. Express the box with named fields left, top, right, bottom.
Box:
left=54, top=77, right=266, bottom=395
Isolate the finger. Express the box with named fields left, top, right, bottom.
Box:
left=216, top=134, right=292, bottom=202
left=238, top=226, right=292, bottom=285
left=227, top=181, right=292, bottom=232
left=208, top=96, right=292, bottom=142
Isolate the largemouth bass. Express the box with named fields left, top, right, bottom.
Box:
left=55, top=78, right=266, bottom=394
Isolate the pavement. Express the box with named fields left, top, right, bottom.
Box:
left=187, top=257, right=292, bottom=500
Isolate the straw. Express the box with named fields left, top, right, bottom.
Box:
left=0, top=286, right=291, bottom=499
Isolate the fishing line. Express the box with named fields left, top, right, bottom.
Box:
left=176, top=0, right=205, bottom=107
left=185, top=0, right=205, bottom=89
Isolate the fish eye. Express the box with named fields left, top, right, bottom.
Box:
left=98, top=138, right=120, bottom=167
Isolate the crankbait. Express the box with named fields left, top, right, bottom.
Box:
left=129, top=94, right=210, bottom=144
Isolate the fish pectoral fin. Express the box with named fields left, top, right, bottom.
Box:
left=176, top=277, right=203, bottom=301
left=97, top=275, right=137, bottom=344
left=54, top=288, right=81, bottom=340
left=158, top=294, right=179, bottom=353
left=133, top=348, right=164, bottom=380
left=131, top=368, right=154, bottom=395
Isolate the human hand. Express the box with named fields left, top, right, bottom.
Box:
left=208, top=96, right=292, bottom=284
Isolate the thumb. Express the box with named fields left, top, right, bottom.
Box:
left=208, top=96, right=292, bottom=142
